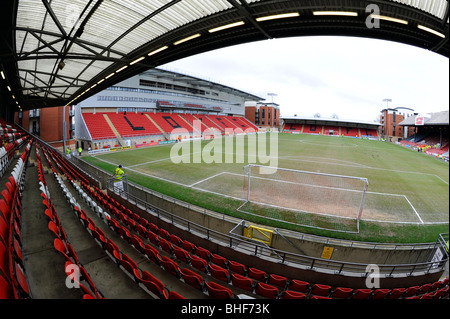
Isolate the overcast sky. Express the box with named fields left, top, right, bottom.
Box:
left=161, top=36, right=449, bottom=123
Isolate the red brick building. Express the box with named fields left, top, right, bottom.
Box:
left=245, top=102, right=280, bottom=130
left=15, top=105, right=75, bottom=151
left=379, top=107, right=416, bottom=140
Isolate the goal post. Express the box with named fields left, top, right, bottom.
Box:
left=239, top=165, right=369, bottom=233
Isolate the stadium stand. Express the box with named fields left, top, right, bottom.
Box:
left=323, top=126, right=340, bottom=136
left=301, top=124, right=320, bottom=134
left=148, top=113, right=193, bottom=134
left=283, top=120, right=379, bottom=139
left=340, top=127, right=360, bottom=138
left=1, top=117, right=448, bottom=300
left=81, top=113, right=116, bottom=140
left=107, top=113, right=162, bottom=137
left=81, top=111, right=258, bottom=143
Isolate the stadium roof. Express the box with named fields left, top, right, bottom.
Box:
left=399, top=110, right=449, bottom=126
left=1, top=0, right=449, bottom=119
left=143, top=68, right=264, bottom=101
left=282, top=116, right=381, bottom=128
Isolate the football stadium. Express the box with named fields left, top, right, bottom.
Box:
left=0, top=0, right=449, bottom=306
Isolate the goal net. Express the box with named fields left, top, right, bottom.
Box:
left=238, top=165, right=368, bottom=233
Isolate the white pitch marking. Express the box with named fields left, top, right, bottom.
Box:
left=189, top=172, right=226, bottom=187
left=403, top=195, right=424, bottom=224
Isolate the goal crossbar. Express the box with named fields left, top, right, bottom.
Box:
left=240, top=165, right=369, bottom=233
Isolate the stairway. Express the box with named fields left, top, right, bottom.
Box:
left=103, top=114, right=125, bottom=146
left=144, top=114, right=169, bottom=140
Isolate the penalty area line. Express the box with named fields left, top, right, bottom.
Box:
left=189, top=172, right=226, bottom=187
left=403, top=195, right=424, bottom=224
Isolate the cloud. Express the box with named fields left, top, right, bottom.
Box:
left=162, top=36, right=449, bottom=122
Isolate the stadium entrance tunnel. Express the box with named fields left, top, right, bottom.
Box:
left=72, top=155, right=447, bottom=289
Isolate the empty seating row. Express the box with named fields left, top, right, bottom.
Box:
left=39, top=143, right=186, bottom=299
left=1, top=136, right=28, bottom=178
left=36, top=143, right=103, bottom=299
left=1, top=138, right=32, bottom=299
left=43, top=144, right=234, bottom=299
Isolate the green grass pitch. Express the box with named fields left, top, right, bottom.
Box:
left=83, top=133, right=449, bottom=243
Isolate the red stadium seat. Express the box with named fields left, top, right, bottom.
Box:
left=211, top=253, right=228, bottom=268
left=143, top=244, right=162, bottom=265
left=311, top=295, right=332, bottom=299
left=231, top=273, right=254, bottom=292
left=281, top=290, right=307, bottom=299
left=330, top=287, right=353, bottom=299
left=130, top=234, right=144, bottom=252
left=147, top=223, right=159, bottom=234
left=181, top=268, right=204, bottom=291
left=431, top=280, right=443, bottom=292
left=169, top=234, right=182, bottom=247
left=161, top=256, right=181, bottom=278
left=418, top=283, right=432, bottom=295
left=196, top=246, right=211, bottom=261
left=146, top=230, right=159, bottom=247
left=0, top=199, right=10, bottom=223
left=352, top=288, right=373, bottom=299
left=0, top=217, right=8, bottom=245
left=268, top=274, right=288, bottom=288
left=135, top=224, right=147, bottom=238
left=0, top=274, right=14, bottom=299
left=173, top=246, right=191, bottom=264
left=105, top=239, right=120, bottom=257
left=190, top=255, right=208, bottom=273
left=288, top=279, right=310, bottom=293
left=205, top=281, right=232, bottom=299
left=433, top=287, right=448, bottom=299
left=141, top=270, right=168, bottom=299
left=248, top=267, right=267, bottom=282
left=255, top=282, right=279, bottom=299
left=182, top=240, right=196, bottom=254
left=371, top=288, right=390, bottom=299
left=209, top=264, right=229, bottom=283
left=119, top=253, right=140, bottom=282
left=159, top=238, right=173, bottom=255
left=388, top=287, right=406, bottom=299
left=1, top=241, right=10, bottom=279
left=403, top=286, right=420, bottom=297
left=228, top=260, right=246, bottom=275
left=310, top=284, right=332, bottom=297
left=168, top=290, right=185, bottom=299
left=420, top=292, right=434, bottom=299
left=53, top=238, right=73, bottom=263
left=158, top=228, right=170, bottom=240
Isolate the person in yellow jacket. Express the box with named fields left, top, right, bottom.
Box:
left=113, top=165, right=125, bottom=192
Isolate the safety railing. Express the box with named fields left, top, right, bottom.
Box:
left=108, top=177, right=448, bottom=278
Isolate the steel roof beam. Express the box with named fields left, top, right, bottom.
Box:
left=227, top=0, right=272, bottom=39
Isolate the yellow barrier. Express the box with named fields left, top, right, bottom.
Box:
left=243, top=225, right=273, bottom=246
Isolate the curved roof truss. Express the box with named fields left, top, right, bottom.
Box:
left=0, top=0, right=448, bottom=113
